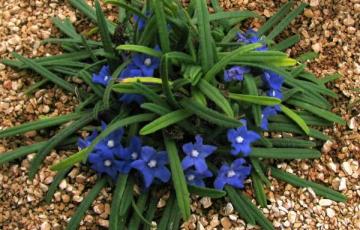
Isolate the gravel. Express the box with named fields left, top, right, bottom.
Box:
left=0, top=0, right=359, bottom=229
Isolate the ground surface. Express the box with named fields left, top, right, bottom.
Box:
left=0, top=0, right=359, bottom=229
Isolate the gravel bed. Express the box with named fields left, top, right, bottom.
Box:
left=0, top=0, right=359, bottom=229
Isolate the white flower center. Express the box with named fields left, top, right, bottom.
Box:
left=131, top=152, right=138, bottom=160
left=191, top=149, right=200, bottom=157
left=261, top=114, right=264, bottom=119
left=144, top=58, right=152, bottom=66
left=147, top=160, right=157, bottom=168
left=272, top=90, right=276, bottom=97
left=104, top=160, right=112, bottom=167
left=104, top=75, right=109, bottom=81
left=107, top=140, right=115, bottom=148
left=187, top=174, right=195, bottom=181
left=236, top=136, right=244, bottom=144
left=227, top=170, right=236, bottom=178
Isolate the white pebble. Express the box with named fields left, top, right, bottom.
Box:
left=326, top=208, right=336, bottom=218
left=319, top=199, right=332, bottom=207
left=341, top=161, right=353, bottom=176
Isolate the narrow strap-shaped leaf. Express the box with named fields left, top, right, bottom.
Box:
left=271, top=34, right=300, bottom=51
left=0, top=141, right=46, bottom=164
left=196, top=0, right=215, bottom=72
left=160, top=55, right=178, bottom=107
left=24, top=78, right=48, bottom=95
left=250, top=158, right=271, bottom=186
left=251, top=173, right=267, bottom=208
left=12, top=53, right=76, bottom=93
left=267, top=3, right=307, bottom=40
left=180, top=99, right=242, bottom=128
left=45, top=167, right=72, bottom=203
left=29, top=113, right=95, bottom=179
left=297, top=51, right=319, bottom=62
left=163, top=136, right=191, bottom=220
left=0, top=112, right=86, bottom=138
left=118, top=177, right=134, bottom=216
left=257, top=0, right=294, bottom=36
left=267, top=123, right=330, bottom=141
left=117, top=44, right=162, bottom=57
left=66, top=178, right=108, bottom=230
left=269, top=114, right=332, bottom=127
left=132, top=82, right=169, bottom=108
left=269, top=166, right=347, bottom=202
left=287, top=100, right=346, bottom=125
left=128, top=192, right=150, bottom=229
left=228, top=93, right=281, bottom=106
left=141, top=103, right=171, bottom=115
left=204, top=43, right=262, bottom=82
left=198, top=79, right=234, bottom=117
left=143, top=195, right=158, bottom=230
left=140, top=110, right=192, bottom=135
left=251, top=147, right=320, bottom=159
left=167, top=202, right=182, bottom=230
left=225, top=186, right=256, bottom=225
left=51, top=114, right=157, bottom=171
left=266, top=138, right=316, bottom=148
left=52, top=17, right=80, bottom=39
left=158, top=194, right=176, bottom=229
left=152, top=0, right=170, bottom=52
left=320, top=73, right=341, bottom=84
left=237, top=191, right=275, bottom=230
left=188, top=185, right=226, bottom=198
left=109, top=174, right=128, bottom=230
left=279, top=104, right=310, bottom=135
left=95, top=0, right=116, bottom=69
left=282, top=88, right=304, bottom=101
left=244, top=75, right=262, bottom=126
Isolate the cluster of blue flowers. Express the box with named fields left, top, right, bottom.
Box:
left=224, top=29, right=285, bottom=130
left=78, top=122, right=170, bottom=187
left=91, top=46, right=160, bottom=104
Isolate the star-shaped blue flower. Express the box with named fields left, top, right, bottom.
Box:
left=181, top=135, right=217, bottom=173
left=224, top=66, right=250, bottom=82
left=262, top=71, right=284, bottom=91
left=227, top=119, right=260, bottom=156
left=214, top=158, right=251, bottom=190
left=260, top=106, right=279, bottom=130
left=237, top=29, right=268, bottom=51
left=267, top=89, right=283, bottom=100
left=132, top=46, right=160, bottom=76
left=88, top=147, right=124, bottom=180
left=131, top=146, right=171, bottom=188
left=92, top=65, right=112, bottom=86
left=114, top=136, right=143, bottom=173
left=185, top=169, right=213, bottom=187
left=95, top=121, right=124, bottom=150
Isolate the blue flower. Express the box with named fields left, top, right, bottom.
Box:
left=185, top=169, right=213, bottom=187
left=181, top=135, right=217, bottom=173
left=262, top=71, right=284, bottom=91
left=260, top=106, right=278, bottom=130
left=214, top=158, right=251, bottom=190
left=134, top=15, right=146, bottom=31
left=88, top=147, right=124, bottom=180
left=118, top=63, right=145, bottom=104
left=227, top=119, right=260, bottom=156
left=131, top=146, right=171, bottom=188
left=237, top=29, right=267, bottom=51
left=224, top=66, right=250, bottom=82
left=132, top=46, right=160, bottom=76
left=96, top=121, right=124, bottom=150
left=78, top=130, right=98, bottom=150
left=267, top=89, right=283, bottom=100
left=92, top=65, right=111, bottom=86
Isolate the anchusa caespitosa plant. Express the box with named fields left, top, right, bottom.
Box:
left=0, top=0, right=347, bottom=229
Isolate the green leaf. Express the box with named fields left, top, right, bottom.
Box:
left=251, top=173, right=267, bottom=208
left=271, top=34, right=300, bottom=51
left=0, top=112, right=86, bottom=138
left=143, top=195, right=159, bottom=230
left=0, top=141, right=46, bottom=165
left=52, top=17, right=80, bottom=39
left=12, top=53, right=76, bottom=93
left=225, top=186, right=256, bottom=225
left=269, top=166, right=347, bottom=202
left=128, top=192, right=150, bottom=229
left=251, top=148, right=320, bottom=159
left=258, top=0, right=294, bottom=36
left=204, top=43, right=262, bottom=82
left=66, top=178, right=108, bottom=230
left=180, top=99, right=242, bottom=128
left=118, top=177, right=134, bottom=216
left=267, top=3, right=307, bottom=40
left=95, top=0, right=116, bottom=69
left=267, top=138, right=316, bottom=148
left=51, top=114, right=156, bottom=171
left=29, top=114, right=95, bottom=179
left=287, top=100, right=346, bottom=125
left=140, top=110, right=192, bottom=135
left=297, top=51, right=319, bottom=62
left=198, top=79, right=234, bottom=117
left=109, top=174, right=128, bottom=230
left=141, top=103, right=171, bottom=115
left=244, top=75, right=262, bottom=127
left=267, top=123, right=330, bottom=141
left=105, top=0, right=147, bottom=18
left=188, top=185, right=226, bottom=198
left=250, top=158, right=271, bottom=186
left=117, top=44, right=162, bottom=57
left=152, top=0, right=171, bottom=52
left=132, top=82, right=169, bottom=107
left=158, top=194, right=176, bottom=229
left=207, top=11, right=258, bottom=23
left=45, top=167, right=72, bottom=203
left=320, top=72, right=341, bottom=84
left=280, top=104, right=310, bottom=135
left=228, top=93, right=281, bottom=106
left=196, top=0, right=216, bottom=72
left=160, top=54, right=178, bottom=107
left=163, top=136, right=191, bottom=220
